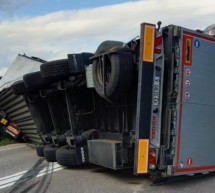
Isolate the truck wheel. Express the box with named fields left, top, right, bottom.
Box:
left=40, top=59, right=70, bottom=80
left=23, top=71, right=50, bottom=89
left=95, top=40, right=126, bottom=54
left=56, top=145, right=77, bottom=166
left=92, top=51, right=133, bottom=100
left=43, top=144, right=58, bottom=162
left=36, top=144, right=46, bottom=157
left=11, top=80, right=29, bottom=95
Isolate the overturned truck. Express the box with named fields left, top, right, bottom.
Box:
left=87, top=22, right=215, bottom=181
left=5, top=21, right=215, bottom=182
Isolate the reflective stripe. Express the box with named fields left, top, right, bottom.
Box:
left=137, top=139, right=149, bottom=173
left=143, top=25, right=155, bottom=62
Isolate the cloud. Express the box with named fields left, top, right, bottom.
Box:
left=0, top=67, right=8, bottom=76
left=0, top=0, right=37, bottom=13
left=0, top=0, right=215, bottom=69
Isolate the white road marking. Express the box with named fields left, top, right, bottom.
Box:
left=0, top=145, right=26, bottom=152
left=0, top=163, right=63, bottom=189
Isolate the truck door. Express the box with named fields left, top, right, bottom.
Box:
left=174, top=28, right=215, bottom=175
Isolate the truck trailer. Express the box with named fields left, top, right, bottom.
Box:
left=4, top=21, right=215, bottom=182
left=85, top=21, right=215, bottom=182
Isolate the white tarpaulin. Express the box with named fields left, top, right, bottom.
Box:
left=0, top=54, right=43, bottom=92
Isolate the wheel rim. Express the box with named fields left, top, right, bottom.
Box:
left=96, top=57, right=112, bottom=86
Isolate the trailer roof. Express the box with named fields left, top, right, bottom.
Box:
left=0, top=54, right=44, bottom=92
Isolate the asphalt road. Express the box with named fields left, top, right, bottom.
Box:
left=1, top=143, right=215, bottom=193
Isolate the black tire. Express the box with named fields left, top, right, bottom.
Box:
left=92, top=51, right=133, bottom=100
left=43, top=144, right=58, bottom=162
left=23, top=71, right=50, bottom=89
left=40, top=59, right=70, bottom=80
left=11, top=80, right=29, bottom=95
left=95, top=40, right=126, bottom=54
left=56, top=145, right=77, bottom=166
left=36, top=144, right=46, bottom=157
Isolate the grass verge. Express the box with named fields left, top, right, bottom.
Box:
left=0, top=138, right=17, bottom=146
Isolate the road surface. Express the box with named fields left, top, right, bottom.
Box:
left=0, top=143, right=215, bottom=193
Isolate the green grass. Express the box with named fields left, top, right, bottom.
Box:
left=0, top=138, right=17, bottom=146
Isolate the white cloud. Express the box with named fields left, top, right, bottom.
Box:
left=0, top=0, right=215, bottom=69
left=0, top=67, right=8, bottom=76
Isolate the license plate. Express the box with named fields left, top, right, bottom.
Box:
left=153, top=77, right=160, bottom=106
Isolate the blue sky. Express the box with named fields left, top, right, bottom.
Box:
left=17, top=0, right=134, bottom=16
left=0, top=0, right=136, bottom=75
left=0, top=0, right=214, bottom=75
left=0, top=0, right=135, bottom=18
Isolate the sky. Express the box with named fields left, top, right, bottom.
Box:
left=0, top=0, right=215, bottom=76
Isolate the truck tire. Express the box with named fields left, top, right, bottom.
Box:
left=11, top=80, right=29, bottom=95
left=56, top=145, right=77, bottom=166
left=43, top=144, right=58, bottom=162
left=23, top=71, right=50, bottom=89
left=95, top=40, right=126, bottom=54
left=36, top=144, right=46, bottom=157
left=92, top=51, right=133, bottom=100
left=40, top=59, right=70, bottom=80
